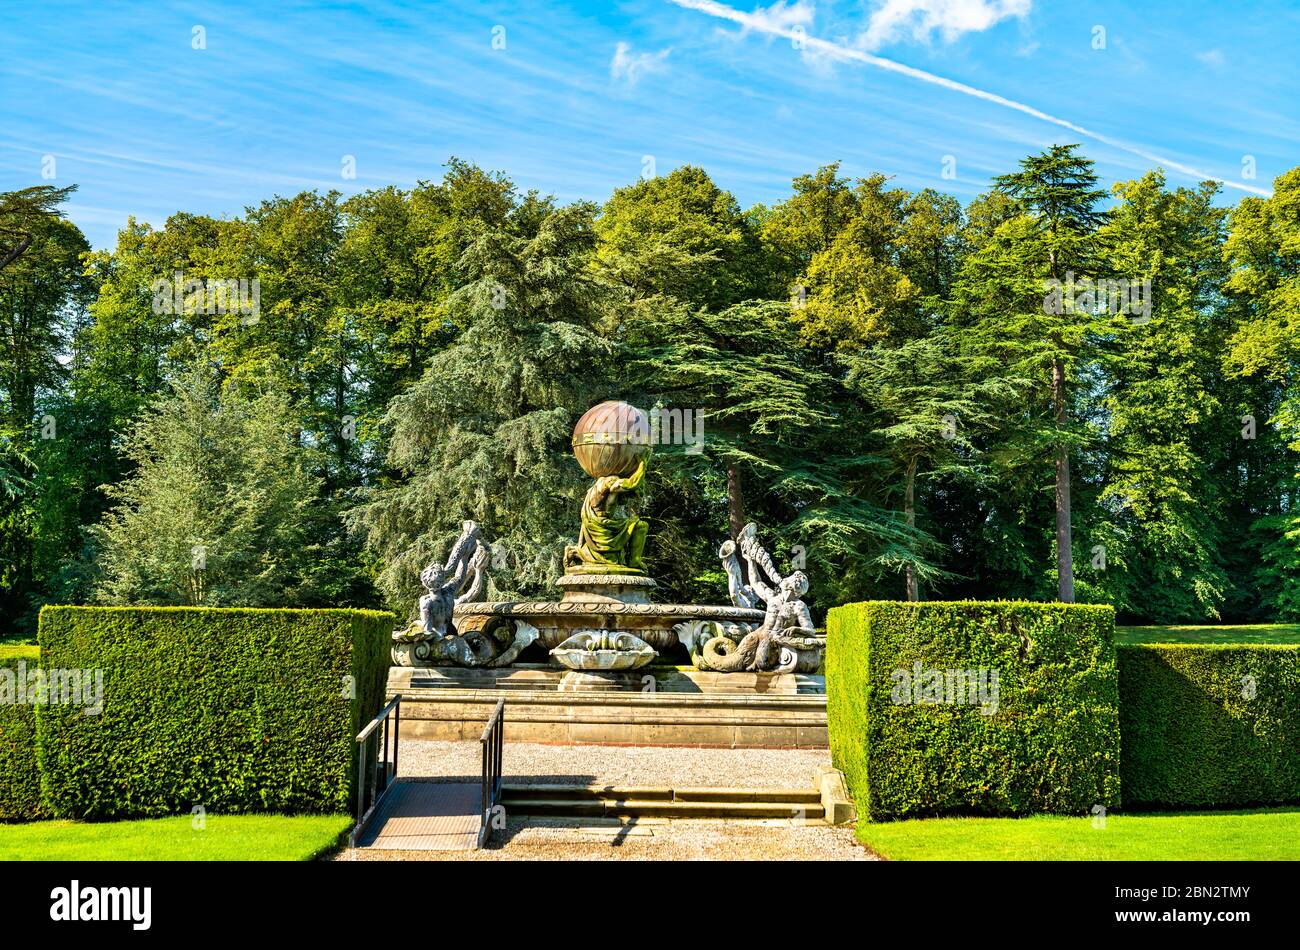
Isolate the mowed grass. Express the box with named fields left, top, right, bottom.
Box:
left=1117, top=623, right=1300, bottom=645
left=857, top=808, right=1300, bottom=860
left=0, top=814, right=352, bottom=861
left=0, top=643, right=39, bottom=660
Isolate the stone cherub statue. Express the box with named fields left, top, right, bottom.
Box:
left=392, top=520, right=538, bottom=669
left=418, top=520, right=488, bottom=637
left=705, top=522, right=815, bottom=673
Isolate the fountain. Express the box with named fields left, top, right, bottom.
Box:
left=386, top=400, right=829, bottom=745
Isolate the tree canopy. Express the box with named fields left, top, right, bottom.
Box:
left=3, top=150, right=1300, bottom=632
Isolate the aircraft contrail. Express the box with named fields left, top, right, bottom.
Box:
left=670, top=0, right=1273, bottom=197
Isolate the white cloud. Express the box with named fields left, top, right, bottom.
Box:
left=860, top=0, right=1031, bottom=51
left=610, top=42, right=673, bottom=85
left=669, top=0, right=1272, bottom=196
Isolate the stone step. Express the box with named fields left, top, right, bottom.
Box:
left=504, top=784, right=672, bottom=801
left=501, top=796, right=827, bottom=821
left=673, top=786, right=822, bottom=804
left=503, top=783, right=822, bottom=804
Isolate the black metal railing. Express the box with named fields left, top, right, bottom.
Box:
left=479, top=698, right=505, bottom=847
left=352, top=695, right=401, bottom=845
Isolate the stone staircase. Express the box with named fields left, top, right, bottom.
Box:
left=501, top=769, right=854, bottom=824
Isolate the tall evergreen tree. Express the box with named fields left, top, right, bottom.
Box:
left=847, top=335, right=1020, bottom=600
left=1222, top=167, right=1300, bottom=619
left=1092, top=172, right=1232, bottom=620
left=0, top=200, right=92, bottom=629
left=957, top=145, right=1109, bottom=602
left=92, top=362, right=321, bottom=607
left=347, top=203, right=617, bottom=609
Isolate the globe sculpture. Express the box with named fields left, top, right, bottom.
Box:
left=564, top=401, right=652, bottom=577
left=571, top=400, right=651, bottom=478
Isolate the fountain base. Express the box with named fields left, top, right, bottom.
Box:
left=386, top=664, right=829, bottom=748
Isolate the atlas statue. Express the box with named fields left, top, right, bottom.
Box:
left=563, top=400, right=652, bottom=576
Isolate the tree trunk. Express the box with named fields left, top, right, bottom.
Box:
left=1052, top=357, right=1074, bottom=603
left=905, top=456, right=919, bottom=602
left=727, top=465, right=745, bottom=543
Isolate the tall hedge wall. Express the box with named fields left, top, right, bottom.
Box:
left=0, top=650, right=46, bottom=822
left=36, top=606, right=392, bottom=819
left=827, top=601, right=1120, bottom=822
left=1119, top=643, right=1300, bottom=808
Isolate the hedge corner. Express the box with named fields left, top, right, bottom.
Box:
left=827, top=600, right=1120, bottom=822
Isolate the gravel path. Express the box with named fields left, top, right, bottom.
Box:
left=335, top=817, right=876, bottom=861
left=397, top=739, right=834, bottom=789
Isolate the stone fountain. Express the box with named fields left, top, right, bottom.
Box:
left=390, top=400, right=827, bottom=692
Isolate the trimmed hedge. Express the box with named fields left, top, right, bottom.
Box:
left=0, top=652, right=46, bottom=822
left=827, top=600, right=1120, bottom=821
left=1119, top=643, right=1300, bottom=808
left=36, top=606, right=392, bottom=819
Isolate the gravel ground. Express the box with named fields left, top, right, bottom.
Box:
left=334, top=817, right=876, bottom=861
left=397, top=739, right=834, bottom=789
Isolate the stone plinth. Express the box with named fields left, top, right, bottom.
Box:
left=555, top=573, right=657, bottom=604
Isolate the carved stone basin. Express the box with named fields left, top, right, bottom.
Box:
left=453, top=600, right=764, bottom=653
left=549, top=630, right=656, bottom=670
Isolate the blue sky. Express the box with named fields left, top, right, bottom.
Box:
left=2, top=0, right=1297, bottom=249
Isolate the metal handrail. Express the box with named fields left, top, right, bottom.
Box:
left=357, top=695, right=401, bottom=743
left=351, top=695, right=402, bottom=847
left=479, top=698, right=505, bottom=848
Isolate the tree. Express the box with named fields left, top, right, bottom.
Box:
left=1092, top=172, right=1233, bottom=621
left=0, top=199, right=92, bottom=630
left=1221, top=166, right=1300, bottom=620
left=0, top=432, right=32, bottom=607
left=595, top=165, right=778, bottom=547
left=336, top=161, right=554, bottom=474
left=595, top=165, right=771, bottom=313
left=847, top=335, right=1019, bottom=600
left=760, top=163, right=860, bottom=285
left=347, top=203, right=618, bottom=610
left=957, top=145, right=1109, bottom=602
left=91, top=363, right=321, bottom=606
left=0, top=433, right=29, bottom=502
left=0, top=185, right=78, bottom=271
left=624, top=297, right=905, bottom=604
left=790, top=174, right=923, bottom=352
left=0, top=212, right=92, bottom=436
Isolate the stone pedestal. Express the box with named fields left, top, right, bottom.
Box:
left=555, top=573, right=657, bottom=605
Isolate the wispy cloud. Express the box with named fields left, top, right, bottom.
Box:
left=733, top=0, right=815, bottom=35
left=860, top=0, right=1031, bottom=51
left=669, top=0, right=1272, bottom=196
left=610, top=42, right=673, bottom=85
left=1196, top=49, right=1226, bottom=69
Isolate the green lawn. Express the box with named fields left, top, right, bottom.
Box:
left=1116, top=623, right=1300, bottom=645
left=858, top=808, right=1300, bottom=860
left=0, top=814, right=352, bottom=860
left=0, top=643, right=39, bottom=660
